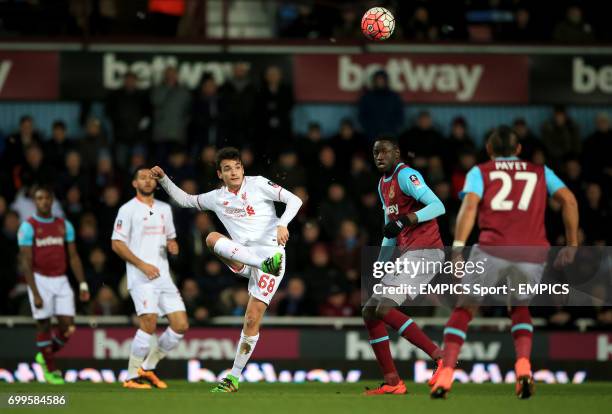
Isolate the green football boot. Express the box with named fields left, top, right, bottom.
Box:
left=35, top=352, right=65, bottom=384
left=210, top=375, right=239, bottom=393
left=261, top=252, right=283, bottom=276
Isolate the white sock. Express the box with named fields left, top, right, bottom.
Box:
left=214, top=238, right=262, bottom=268
left=127, top=329, right=151, bottom=380
left=142, top=327, right=183, bottom=371
left=230, top=331, right=259, bottom=378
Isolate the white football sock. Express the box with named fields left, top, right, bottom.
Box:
left=127, top=329, right=151, bottom=379
left=142, top=327, right=183, bottom=371
left=213, top=237, right=263, bottom=268
left=230, top=331, right=259, bottom=378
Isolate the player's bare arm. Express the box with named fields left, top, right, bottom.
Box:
left=19, top=246, right=42, bottom=308
left=67, top=242, right=90, bottom=302
left=111, top=239, right=160, bottom=279
left=552, top=187, right=580, bottom=268
left=167, top=239, right=179, bottom=256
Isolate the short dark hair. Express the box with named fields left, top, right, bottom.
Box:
left=52, top=120, right=66, bottom=130
left=488, top=125, right=519, bottom=157
left=374, top=136, right=399, bottom=149
left=132, top=166, right=150, bottom=180
left=20, top=115, right=33, bottom=125
left=32, top=184, right=54, bottom=197
left=215, top=147, right=241, bottom=170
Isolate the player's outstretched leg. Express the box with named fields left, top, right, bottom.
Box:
left=361, top=301, right=406, bottom=395
left=211, top=297, right=265, bottom=393
left=431, top=307, right=473, bottom=399
left=35, top=319, right=65, bottom=385
left=124, top=315, right=157, bottom=389
left=140, top=312, right=188, bottom=389
left=207, top=233, right=283, bottom=276
left=510, top=306, right=535, bottom=399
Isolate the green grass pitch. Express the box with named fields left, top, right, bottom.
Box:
left=1, top=382, right=611, bottom=414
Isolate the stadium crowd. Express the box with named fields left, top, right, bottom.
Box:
left=0, top=62, right=610, bottom=329
left=1, top=0, right=609, bottom=43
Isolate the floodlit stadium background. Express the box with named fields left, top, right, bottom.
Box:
left=0, top=0, right=610, bottom=383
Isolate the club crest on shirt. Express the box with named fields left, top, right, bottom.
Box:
left=389, top=185, right=395, bottom=199
left=410, top=174, right=422, bottom=187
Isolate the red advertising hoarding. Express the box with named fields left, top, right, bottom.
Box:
left=293, top=53, right=529, bottom=103
left=0, top=52, right=59, bottom=100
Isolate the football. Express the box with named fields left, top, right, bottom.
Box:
left=361, top=7, right=395, bottom=41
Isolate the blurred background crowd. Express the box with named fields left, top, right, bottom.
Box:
left=1, top=0, right=610, bottom=43
left=0, top=59, right=610, bottom=328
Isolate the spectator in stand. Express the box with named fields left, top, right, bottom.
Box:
left=318, top=183, right=358, bottom=240
left=219, top=62, right=256, bottom=148
left=297, top=122, right=323, bottom=168
left=347, top=154, right=378, bottom=200
left=303, top=243, right=344, bottom=302
left=148, top=0, right=185, bottom=36
left=43, top=120, right=74, bottom=171
left=358, top=70, right=404, bottom=142
left=150, top=65, right=191, bottom=161
left=432, top=181, right=459, bottom=244
left=57, top=150, right=90, bottom=202
left=331, top=219, right=364, bottom=285
left=399, top=111, right=446, bottom=169
left=332, top=5, right=361, bottom=39
left=318, top=285, right=355, bottom=317
left=19, top=145, right=55, bottom=189
left=78, top=117, right=111, bottom=172
left=105, top=71, right=150, bottom=169
left=308, top=146, right=343, bottom=204
left=89, top=286, right=121, bottom=316
left=281, top=3, right=320, bottom=38
left=165, top=145, right=195, bottom=186
left=450, top=150, right=477, bottom=199
left=446, top=116, right=476, bottom=170
left=85, top=247, right=115, bottom=296
left=541, top=106, right=581, bottom=170
left=553, top=5, right=595, bottom=43
left=404, top=6, right=438, bottom=41
left=97, top=185, right=122, bottom=242
left=500, top=7, right=540, bottom=42
left=560, top=158, right=583, bottom=197
left=513, top=117, right=545, bottom=163
left=0, top=210, right=19, bottom=314
left=288, top=219, right=321, bottom=271
left=582, top=112, right=612, bottom=183
left=357, top=191, right=383, bottom=244
left=181, top=278, right=210, bottom=324
left=2, top=115, right=42, bottom=174
left=254, top=65, right=294, bottom=161
left=175, top=211, right=215, bottom=278
left=93, top=153, right=123, bottom=196
left=190, top=74, right=226, bottom=151
left=329, top=118, right=369, bottom=172
left=277, top=277, right=315, bottom=316
left=269, top=148, right=307, bottom=190
left=580, top=183, right=610, bottom=245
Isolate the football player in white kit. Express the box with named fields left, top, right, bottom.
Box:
left=151, top=147, right=302, bottom=392
left=111, top=167, right=189, bottom=390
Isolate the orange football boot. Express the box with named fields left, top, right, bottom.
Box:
left=428, top=358, right=444, bottom=388
left=514, top=357, right=534, bottom=399
left=363, top=380, right=407, bottom=395
left=430, top=367, right=453, bottom=399
left=123, top=377, right=152, bottom=389
left=138, top=368, right=168, bottom=389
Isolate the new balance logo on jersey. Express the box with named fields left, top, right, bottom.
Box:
left=386, top=204, right=399, bottom=215
left=35, top=236, right=64, bottom=247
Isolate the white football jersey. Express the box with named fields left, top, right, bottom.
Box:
left=111, top=197, right=176, bottom=289
left=195, top=176, right=286, bottom=246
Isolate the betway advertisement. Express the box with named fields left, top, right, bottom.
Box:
left=0, top=51, right=59, bottom=100
left=59, top=51, right=292, bottom=100
left=530, top=56, right=612, bottom=103
left=293, top=54, right=529, bottom=103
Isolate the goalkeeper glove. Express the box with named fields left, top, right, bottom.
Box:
left=383, top=215, right=414, bottom=238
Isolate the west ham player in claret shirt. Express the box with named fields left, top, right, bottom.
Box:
left=17, top=185, right=90, bottom=385
left=151, top=147, right=302, bottom=393
left=362, top=137, right=447, bottom=395
left=430, top=126, right=579, bottom=399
